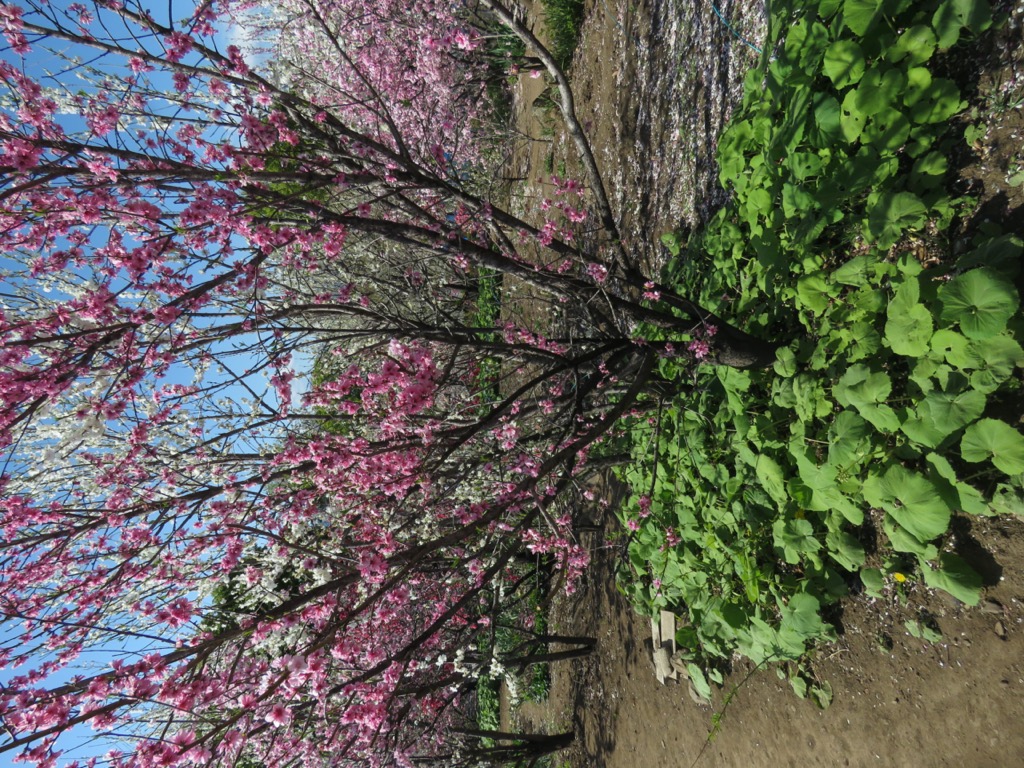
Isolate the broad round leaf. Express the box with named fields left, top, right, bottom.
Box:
left=905, top=77, right=964, bottom=124
left=860, top=567, right=885, bottom=596
left=887, top=25, right=937, bottom=65
left=922, top=388, right=985, bottom=431
left=885, top=278, right=933, bottom=356
left=840, top=90, right=867, bottom=143
left=863, top=107, right=911, bottom=152
left=756, top=454, right=789, bottom=508
left=824, top=40, right=866, bottom=88
left=813, top=94, right=843, bottom=143
left=844, top=0, right=883, bottom=35
left=961, top=419, right=1024, bottom=474
left=939, top=268, right=1019, bottom=339
left=855, top=67, right=906, bottom=116
left=922, top=553, right=982, bottom=605
left=866, top=191, right=927, bottom=247
left=863, top=465, right=952, bottom=543
left=969, top=335, right=1024, bottom=393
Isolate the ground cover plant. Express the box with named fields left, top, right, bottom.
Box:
left=619, top=0, right=1023, bottom=701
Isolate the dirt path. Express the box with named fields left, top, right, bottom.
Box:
left=504, top=1, right=1024, bottom=766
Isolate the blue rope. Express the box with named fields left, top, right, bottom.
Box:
left=710, top=2, right=763, bottom=54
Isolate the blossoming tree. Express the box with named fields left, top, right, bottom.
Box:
left=0, top=0, right=774, bottom=765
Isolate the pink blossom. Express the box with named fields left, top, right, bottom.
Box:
left=688, top=339, right=710, bottom=360
left=637, top=495, right=652, bottom=518
left=264, top=704, right=291, bottom=728
left=163, top=32, right=194, bottom=63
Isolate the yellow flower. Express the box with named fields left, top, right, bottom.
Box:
left=892, top=572, right=907, bottom=583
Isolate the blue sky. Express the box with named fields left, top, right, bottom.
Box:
left=0, top=2, right=295, bottom=765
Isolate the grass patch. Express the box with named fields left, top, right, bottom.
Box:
left=469, top=266, right=502, bottom=406
left=619, top=0, right=1021, bottom=703
left=540, top=0, right=586, bottom=69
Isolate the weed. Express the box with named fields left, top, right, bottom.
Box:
left=544, top=148, right=556, bottom=173
left=540, top=0, right=586, bottom=69
left=1007, top=152, right=1024, bottom=187
left=618, top=0, right=1021, bottom=701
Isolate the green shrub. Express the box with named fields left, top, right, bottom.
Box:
left=619, top=0, right=1019, bottom=702
left=540, top=0, right=586, bottom=69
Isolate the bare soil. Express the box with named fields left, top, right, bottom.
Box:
left=502, top=1, right=1024, bottom=766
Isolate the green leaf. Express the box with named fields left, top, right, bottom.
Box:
left=912, top=151, right=948, bottom=177
left=812, top=94, right=843, bottom=144
left=863, top=465, right=953, bottom=543
left=834, top=365, right=900, bottom=433
left=687, top=663, right=713, bottom=701
left=860, top=567, right=885, bottom=597
left=882, top=513, right=939, bottom=557
left=778, top=592, right=828, bottom=657
left=660, top=231, right=684, bottom=256
left=775, top=346, right=798, bottom=377
left=905, top=77, right=964, bottom=124
left=931, top=329, right=970, bottom=365
left=932, top=2, right=963, bottom=48
left=900, top=412, right=949, bottom=449
left=790, top=674, right=808, bottom=698
left=832, top=254, right=881, bottom=287
left=844, top=0, right=883, bottom=35
left=954, top=234, right=1023, bottom=275
left=939, top=269, right=1019, bottom=339
left=921, top=387, right=985, bottom=433
left=789, top=151, right=824, bottom=180
left=887, top=24, right=937, bottom=65
left=790, top=443, right=865, bottom=523
left=855, top=67, right=906, bottom=116
left=991, top=484, right=1024, bottom=517
left=866, top=191, right=927, bottom=248
left=827, top=528, right=866, bottom=571
left=926, top=453, right=990, bottom=516
left=746, top=187, right=772, bottom=215
left=793, top=374, right=831, bottom=421
left=786, top=18, right=830, bottom=73
left=811, top=680, right=834, bottom=709
left=756, top=454, right=790, bottom=508
left=922, top=553, right=982, bottom=605
left=823, top=39, right=866, bottom=88
left=828, top=410, right=872, bottom=469
left=961, top=419, right=1024, bottom=474
left=840, top=90, right=867, bottom=143
left=773, top=518, right=821, bottom=564
left=905, top=618, right=943, bottom=642
left=796, top=272, right=833, bottom=313
left=863, top=107, right=911, bottom=153
left=885, top=277, right=933, bottom=356
left=782, top=183, right=818, bottom=219
left=933, top=0, right=992, bottom=48
left=834, top=364, right=891, bottom=408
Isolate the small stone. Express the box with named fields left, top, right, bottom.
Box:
left=995, top=620, right=1007, bottom=638
left=980, top=599, right=1004, bottom=615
